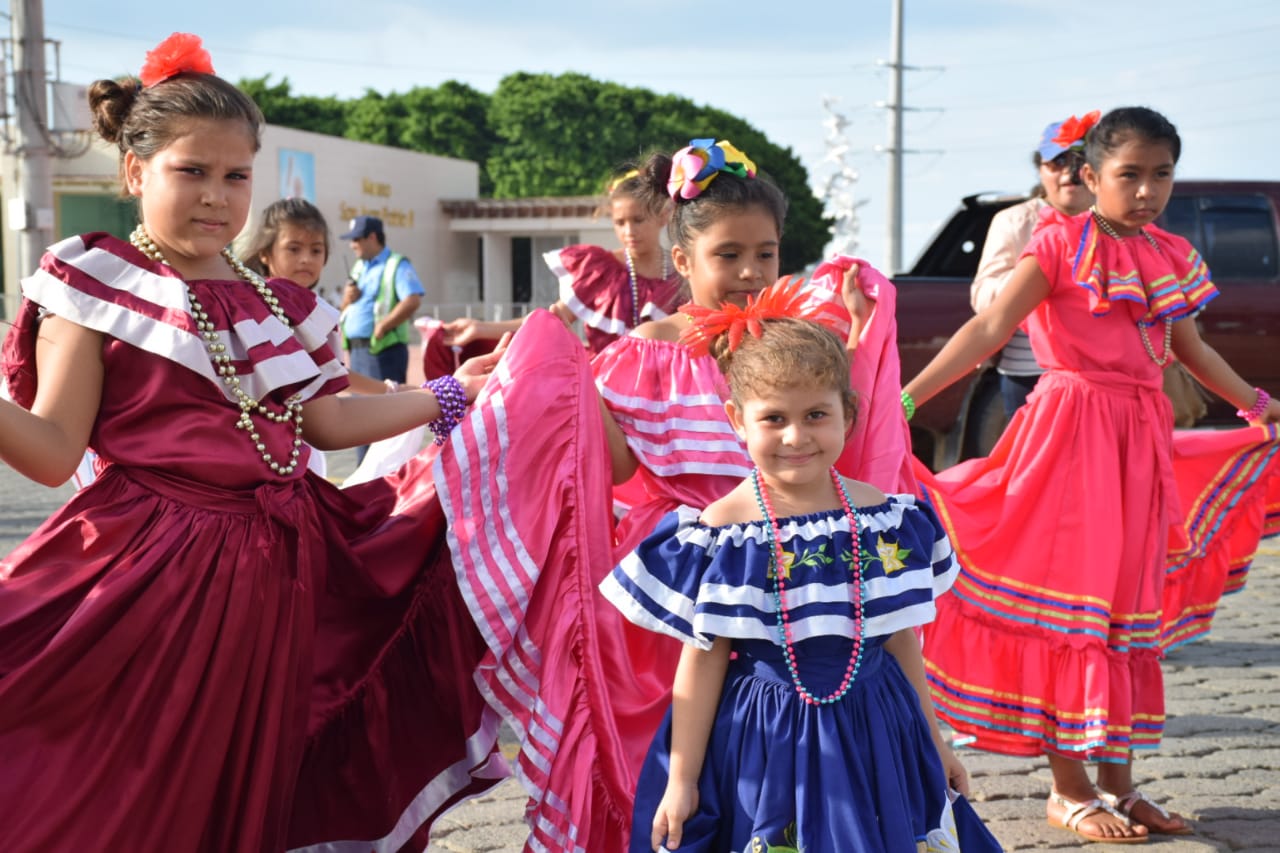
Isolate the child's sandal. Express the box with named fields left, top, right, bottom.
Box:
left=1099, top=789, right=1194, bottom=836
left=1046, top=790, right=1148, bottom=844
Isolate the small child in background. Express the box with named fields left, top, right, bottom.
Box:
left=243, top=198, right=401, bottom=397
left=603, top=292, right=1003, bottom=852
left=244, top=197, right=329, bottom=293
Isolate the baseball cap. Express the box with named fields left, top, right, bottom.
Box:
left=1037, top=110, right=1101, bottom=162
left=340, top=215, right=383, bottom=240
left=1037, top=122, right=1071, bottom=162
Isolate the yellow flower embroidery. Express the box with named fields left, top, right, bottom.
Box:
left=769, top=551, right=796, bottom=582
left=875, top=535, right=911, bottom=574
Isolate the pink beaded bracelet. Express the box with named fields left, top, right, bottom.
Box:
left=1237, top=387, right=1271, bottom=421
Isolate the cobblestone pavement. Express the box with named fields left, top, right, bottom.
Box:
left=3, top=453, right=1276, bottom=852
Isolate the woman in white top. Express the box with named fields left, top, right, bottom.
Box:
left=970, top=114, right=1095, bottom=418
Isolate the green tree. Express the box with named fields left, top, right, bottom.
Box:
left=239, top=76, right=347, bottom=138
left=487, top=72, right=830, bottom=269
left=397, top=83, right=497, bottom=195
left=344, top=89, right=409, bottom=148
left=239, top=72, right=831, bottom=267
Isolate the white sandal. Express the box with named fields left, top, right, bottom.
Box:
left=1099, top=789, right=1194, bottom=836
left=1047, top=789, right=1148, bottom=844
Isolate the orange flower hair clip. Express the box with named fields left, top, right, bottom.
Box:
left=679, top=276, right=815, bottom=356
left=139, top=32, right=215, bottom=88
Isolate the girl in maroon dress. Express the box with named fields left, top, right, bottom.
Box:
left=0, top=34, right=507, bottom=852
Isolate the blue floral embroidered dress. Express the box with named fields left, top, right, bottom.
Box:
left=602, top=495, right=1004, bottom=853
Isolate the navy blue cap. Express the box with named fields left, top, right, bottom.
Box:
left=340, top=215, right=383, bottom=240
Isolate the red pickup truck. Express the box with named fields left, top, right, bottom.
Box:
left=896, top=181, right=1280, bottom=470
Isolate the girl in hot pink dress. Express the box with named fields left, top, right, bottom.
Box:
left=444, top=168, right=683, bottom=355
left=0, top=36, right=509, bottom=852
left=436, top=139, right=915, bottom=852
left=903, top=107, right=1280, bottom=844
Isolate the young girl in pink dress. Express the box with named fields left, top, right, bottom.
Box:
left=436, top=139, right=915, bottom=852
left=604, top=305, right=1002, bottom=852
left=903, top=106, right=1280, bottom=844
left=0, top=34, right=508, bottom=852
left=443, top=166, right=682, bottom=354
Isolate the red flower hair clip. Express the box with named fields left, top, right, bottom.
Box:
left=679, top=276, right=816, bottom=356
left=139, top=32, right=215, bottom=88
left=1052, top=110, right=1101, bottom=149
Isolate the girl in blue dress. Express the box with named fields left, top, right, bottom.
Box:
left=603, top=300, right=1004, bottom=852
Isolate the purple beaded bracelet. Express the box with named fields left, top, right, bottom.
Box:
left=1237, top=387, right=1271, bottom=422
left=423, top=375, right=468, bottom=445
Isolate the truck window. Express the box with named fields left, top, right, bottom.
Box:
left=1160, top=194, right=1278, bottom=280
left=907, top=200, right=1016, bottom=278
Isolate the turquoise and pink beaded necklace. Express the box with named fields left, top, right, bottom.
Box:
left=751, top=466, right=866, bottom=706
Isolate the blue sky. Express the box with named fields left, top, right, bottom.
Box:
left=44, top=0, right=1280, bottom=271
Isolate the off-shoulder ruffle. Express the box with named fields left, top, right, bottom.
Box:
left=1058, top=212, right=1218, bottom=326
left=3, top=233, right=346, bottom=409
left=603, top=496, right=958, bottom=650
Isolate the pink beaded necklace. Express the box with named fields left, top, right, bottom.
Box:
left=751, top=466, right=866, bottom=706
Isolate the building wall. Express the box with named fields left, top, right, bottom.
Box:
left=0, top=124, right=480, bottom=319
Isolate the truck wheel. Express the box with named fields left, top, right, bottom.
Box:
left=961, top=381, right=1007, bottom=460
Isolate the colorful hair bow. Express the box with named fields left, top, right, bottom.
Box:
left=139, top=32, right=215, bottom=88
left=1052, top=110, right=1101, bottom=149
left=678, top=275, right=815, bottom=356
left=667, top=138, right=758, bottom=201
left=607, top=168, right=640, bottom=195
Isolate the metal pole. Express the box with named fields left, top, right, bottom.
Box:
left=11, top=0, right=54, bottom=280
left=886, top=0, right=904, bottom=274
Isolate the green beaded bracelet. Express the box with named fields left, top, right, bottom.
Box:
left=900, top=389, right=916, bottom=422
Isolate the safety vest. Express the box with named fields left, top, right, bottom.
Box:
left=350, top=252, right=410, bottom=354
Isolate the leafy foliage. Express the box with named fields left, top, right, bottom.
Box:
left=239, top=75, right=347, bottom=138
left=238, top=72, right=831, bottom=267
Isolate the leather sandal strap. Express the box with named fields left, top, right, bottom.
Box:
left=1051, top=791, right=1129, bottom=831
left=1101, top=789, right=1172, bottom=820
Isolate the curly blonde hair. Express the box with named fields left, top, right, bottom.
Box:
left=712, top=317, right=856, bottom=425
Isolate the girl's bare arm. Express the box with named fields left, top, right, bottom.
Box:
left=903, top=255, right=1050, bottom=407
left=650, top=637, right=731, bottom=851
left=884, top=628, right=971, bottom=795
left=1171, top=319, right=1280, bottom=424
left=0, top=316, right=104, bottom=486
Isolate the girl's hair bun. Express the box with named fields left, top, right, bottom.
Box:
left=87, top=77, right=140, bottom=145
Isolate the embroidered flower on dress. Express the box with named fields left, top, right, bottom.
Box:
left=768, top=544, right=837, bottom=582
left=871, top=535, right=911, bottom=574
left=924, top=797, right=961, bottom=852
left=745, top=822, right=802, bottom=852
left=769, top=550, right=796, bottom=582
left=139, top=33, right=215, bottom=88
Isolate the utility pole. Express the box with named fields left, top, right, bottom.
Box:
left=878, top=0, right=943, bottom=274
left=10, top=0, right=54, bottom=285
left=885, top=0, right=904, bottom=274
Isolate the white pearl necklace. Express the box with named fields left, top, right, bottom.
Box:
left=129, top=225, right=305, bottom=476
left=1090, top=208, right=1174, bottom=367
left=623, top=248, right=670, bottom=329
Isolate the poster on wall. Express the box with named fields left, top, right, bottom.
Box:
left=279, top=149, right=316, bottom=201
